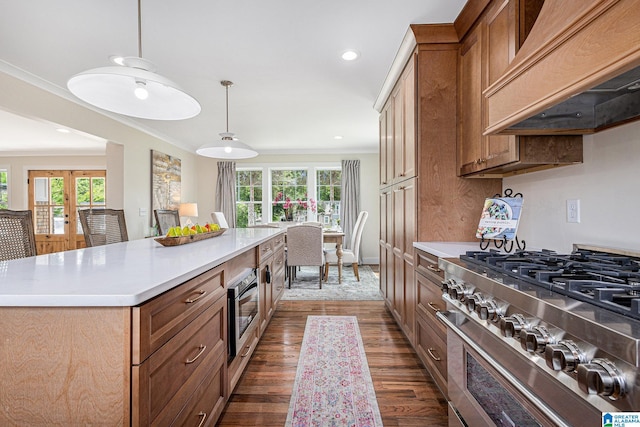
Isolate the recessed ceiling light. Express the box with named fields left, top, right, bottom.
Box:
left=334, top=135, right=343, bottom=140
left=341, top=50, right=359, bottom=61
left=56, top=128, right=70, bottom=133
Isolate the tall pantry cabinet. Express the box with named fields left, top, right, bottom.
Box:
left=378, top=25, right=501, bottom=345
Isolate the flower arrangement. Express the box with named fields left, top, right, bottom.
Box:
left=273, top=192, right=316, bottom=221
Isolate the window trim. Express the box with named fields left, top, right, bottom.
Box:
left=0, top=165, right=9, bottom=209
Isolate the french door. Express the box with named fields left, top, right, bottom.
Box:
left=28, top=170, right=106, bottom=254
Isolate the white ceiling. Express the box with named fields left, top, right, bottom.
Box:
left=0, top=0, right=466, bottom=156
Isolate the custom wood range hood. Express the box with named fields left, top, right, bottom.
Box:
left=484, top=0, right=640, bottom=135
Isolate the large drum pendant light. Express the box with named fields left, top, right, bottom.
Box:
left=196, top=80, right=258, bottom=159
left=67, top=0, right=200, bottom=120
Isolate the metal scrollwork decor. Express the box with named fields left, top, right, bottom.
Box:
left=478, top=188, right=525, bottom=253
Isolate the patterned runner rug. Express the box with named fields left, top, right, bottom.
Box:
left=285, top=316, right=384, bottom=427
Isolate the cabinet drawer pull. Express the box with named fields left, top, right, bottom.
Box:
left=185, top=290, right=207, bottom=304
left=427, top=348, right=442, bottom=361
left=262, top=246, right=272, bottom=252
left=196, top=411, right=207, bottom=427
left=185, top=345, right=207, bottom=364
left=241, top=343, right=252, bottom=357
left=427, top=302, right=441, bottom=313
left=427, top=264, right=441, bottom=273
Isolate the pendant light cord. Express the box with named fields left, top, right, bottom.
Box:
left=137, top=0, right=143, bottom=57
left=225, top=83, right=229, bottom=132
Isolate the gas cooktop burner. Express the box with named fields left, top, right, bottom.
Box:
left=461, top=248, right=640, bottom=320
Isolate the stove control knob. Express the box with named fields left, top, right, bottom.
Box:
left=520, top=326, right=555, bottom=354
left=544, top=340, right=588, bottom=372
left=477, top=300, right=503, bottom=322
left=500, top=314, right=527, bottom=338
left=576, top=358, right=626, bottom=400
left=448, top=282, right=473, bottom=302
left=466, top=293, right=486, bottom=312
left=441, top=279, right=456, bottom=294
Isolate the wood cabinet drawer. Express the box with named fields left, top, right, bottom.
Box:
left=258, top=239, right=275, bottom=263
left=415, top=314, right=448, bottom=398
left=416, top=272, right=446, bottom=331
left=132, top=296, right=226, bottom=426
left=132, top=264, right=225, bottom=364
left=272, top=233, right=285, bottom=252
left=167, top=351, right=226, bottom=427
left=273, top=247, right=285, bottom=275
left=416, top=250, right=444, bottom=282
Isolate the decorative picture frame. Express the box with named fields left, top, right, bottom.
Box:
left=150, top=150, right=181, bottom=227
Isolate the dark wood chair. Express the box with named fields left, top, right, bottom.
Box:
left=154, top=209, right=180, bottom=235
left=0, top=209, right=37, bottom=260
left=78, top=208, right=128, bottom=247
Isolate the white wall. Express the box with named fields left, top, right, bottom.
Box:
left=504, top=121, right=640, bottom=253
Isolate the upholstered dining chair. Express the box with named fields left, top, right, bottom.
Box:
left=286, top=224, right=325, bottom=288
left=324, top=210, right=368, bottom=281
left=154, top=209, right=180, bottom=235
left=211, top=212, right=230, bottom=229
left=0, top=209, right=37, bottom=261
left=78, top=208, right=128, bottom=247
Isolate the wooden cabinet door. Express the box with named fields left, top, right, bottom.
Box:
left=458, top=28, right=484, bottom=175
left=379, top=108, right=388, bottom=186
left=402, top=56, right=417, bottom=180
left=484, top=0, right=519, bottom=169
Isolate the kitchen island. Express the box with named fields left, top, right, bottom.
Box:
left=0, top=227, right=284, bottom=426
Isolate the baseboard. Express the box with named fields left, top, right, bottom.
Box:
left=362, top=256, right=379, bottom=265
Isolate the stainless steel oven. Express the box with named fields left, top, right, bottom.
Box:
left=437, top=246, right=640, bottom=427
left=227, top=268, right=259, bottom=360
left=440, top=311, right=570, bottom=427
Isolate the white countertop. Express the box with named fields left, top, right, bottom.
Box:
left=0, top=228, right=284, bottom=307
left=413, top=241, right=483, bottom=258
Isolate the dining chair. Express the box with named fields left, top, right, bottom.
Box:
left=211, top=212, right=229, bottom=229
left=324, top=211, right=368, bottom=281
left=286, top=224, right=325, bottom=288
left=78, top=208, right=128, bottom=247
left=0, top=209, right=37, bottom=261
left=154, top=209, right=180, bottom=235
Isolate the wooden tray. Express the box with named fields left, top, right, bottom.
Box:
left=154, top=229, right=227, bottom=247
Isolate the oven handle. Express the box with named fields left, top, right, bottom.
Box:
left=437, top=310, right=571, bottom=427
left=238, top=280, right=258, bottom=303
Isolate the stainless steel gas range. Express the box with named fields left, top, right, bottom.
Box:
left=436, top=244, right=640, bottom=427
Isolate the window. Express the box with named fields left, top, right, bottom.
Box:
left=316, top=169, right=341, bottom=224
left=235, top=164, right=341, bottom=227
left=271, top=169, right=309, bottom=221
left=0, top=169, right=7, bottom=209
left=236, top=169, right=263, bottom=228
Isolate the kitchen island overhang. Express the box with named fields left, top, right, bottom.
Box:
left=0, top=227, right=284, bottom=307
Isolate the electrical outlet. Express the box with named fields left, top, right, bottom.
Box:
left=566, top=199, right=580, bottom=223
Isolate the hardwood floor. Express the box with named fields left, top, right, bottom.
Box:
left=216, top=300, right=448, bottom=426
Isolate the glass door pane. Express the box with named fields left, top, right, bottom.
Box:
left=33, top=176, right=65, bottom=235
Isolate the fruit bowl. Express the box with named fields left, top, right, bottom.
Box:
left=154, top=228, right=227, bottom=247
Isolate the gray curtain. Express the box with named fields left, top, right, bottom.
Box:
left=340, top=159, right=360, bottom=251
left=215, top=161, right=237, bottom=228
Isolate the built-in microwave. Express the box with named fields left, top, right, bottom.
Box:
left=227, top=268, right=259, bottom=360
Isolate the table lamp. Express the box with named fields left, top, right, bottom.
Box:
left=179, top=203, right=199, bottom=227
